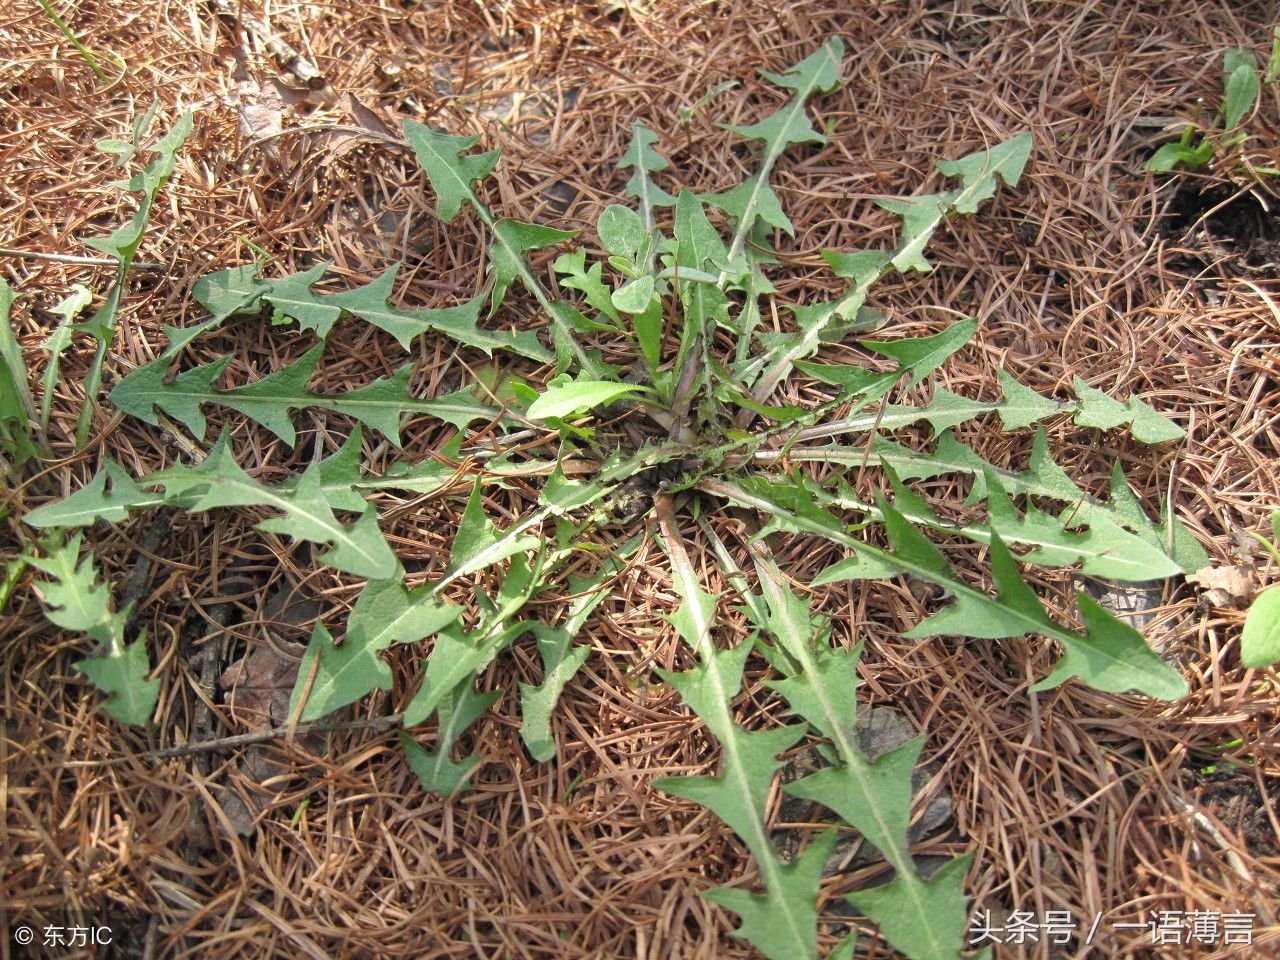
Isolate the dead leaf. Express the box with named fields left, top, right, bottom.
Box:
left=1189, top=565, right=1257, bottom=607
left=220, top=638, right=307, bottom=729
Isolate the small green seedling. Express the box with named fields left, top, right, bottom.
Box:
left=1147, top=48, right=1261, bottom=173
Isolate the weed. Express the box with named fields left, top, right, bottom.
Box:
left=21, top=41, right=1205, bottom=959
left=1146, top=47, right=1265, bottom=174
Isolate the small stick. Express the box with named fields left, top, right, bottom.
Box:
left=146, top=713, right=405, bottom=759
left=0, top=247, right=165, bottom=272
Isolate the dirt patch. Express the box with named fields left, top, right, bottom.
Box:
left=1160, top=180, right=1280, bottom=273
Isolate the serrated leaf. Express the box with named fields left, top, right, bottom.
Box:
left=403, top=121, right=501, bottom=223
left=703, top=831, right=834, bottom=960
left=617, top=122, right=675, bottom=225
left=147, top=441, right=397, bottom=579
left=712, top=476, right=1187, bottom=699
left=674, top=188, right=732, bottom=273
left=23, top=461, right=159, bottom=528
left=75, top=112, right=194, bottom=447
left=744, top=552, right=976, bottom=960
left=400, top=681, right=500, bottom=795
left=845, top=854, right=978, bottom=960
left=652, top=521, right=818, bottom=960
left=290, top=621, right=391, bottom=723
left=28, top=534, right=110, bottom=630
left=860, top=319, right=977, bottom=386
left=445, top=480, right=543, bottom=577
left=488, top=219, right=577, bottom=316
left=1071, top=377, right=1184, bottom=442
left=555, top=249, right=623, bottom=326
left=519, top=544, right=635, bottom=761
left=30, top=536, right=158, bottom=726
left=701, top=173, right=795, bottom=236
left=109, top=345, right=504, bottom=446
left=76, top=625, right=159, bottom=727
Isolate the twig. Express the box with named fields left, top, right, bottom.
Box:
left=0, top=247, right=165, bottom=272
left=146, top=713, right=405, bottom=759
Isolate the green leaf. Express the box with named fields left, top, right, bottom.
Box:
left=701, top=173, right=795, bottom=237
left=518, top=545, right=633, bottom=761
left=445, top=480, right=543, bottom=578
left=1222, top=59, right=1259, bottom=131
left=403, top=121, right=501, bottom=224
left=75, top=111, right=194, bottom=447
left=703, top=832, right=835, bottom=960
left=40, top=284, right=93, bottom=431
left=109, top=345, right=505, bottom=446
left=1241, top=585, right=1280, bottom=668
left=28, top=533, right=110, bottom=631
left=860, top=319, right=977, bottom=386
left=146, top=440, right=398, bottom=579
left=652, top=522, right=818, bottom=960
left=400, top=682, right=500, bottom=795
left=1071, top=377, right=1183, bottom=442
left=617, top=122, right=675, bottom=226
left=713, top=476, right=1188, bottom=700
left=290, top=621, right=391, bottom=722
left=75, top=627, right=159, bottom=727
left=673, top=188, right=733, bottom=273
left=29, top=535, right=158, bottom=726
left=610, top=275, right=655, bottom=315
left=599, top=204, right=646, bottom=257
left=0, top=279, right=39, bottom=468
left=555, top=249, right=623, bottom=327
left=23, top=461, right=158, bottom=528
left=488, top=220, right=577, bottom=316
left=525, top=375, right=645, bottom=421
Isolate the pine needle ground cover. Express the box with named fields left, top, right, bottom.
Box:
left=3, top=3, right=1278, bottom=958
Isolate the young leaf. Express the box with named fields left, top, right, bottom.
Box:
left=29, top=534, right=158, bottom=726
left=40, top=284, right=93, bottom=431
left=0, top=279, right=39, bottom=469
left=617, top=122, right=675, bottom=227
left=525, top=375, right=645, bottom=421
left=75, top=111, right=194, bottom=447
left=599, top=204, right=646, bottom=257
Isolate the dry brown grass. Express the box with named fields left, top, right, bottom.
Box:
left=2, top=1, right=1278, bottom=957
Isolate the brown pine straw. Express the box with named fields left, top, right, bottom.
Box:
left=2, top=1, right=1279, bottom=957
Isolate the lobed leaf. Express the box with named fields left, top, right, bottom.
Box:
left=110, top=344, right=506, bottom=446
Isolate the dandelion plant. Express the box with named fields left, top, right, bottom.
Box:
left=26, top=41, right=1204, bottom=959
